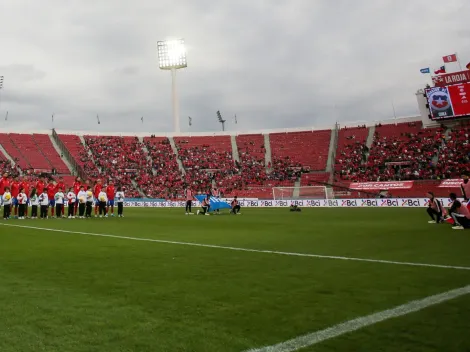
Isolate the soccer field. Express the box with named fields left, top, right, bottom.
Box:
left=1, top=208, right=470, bottom=352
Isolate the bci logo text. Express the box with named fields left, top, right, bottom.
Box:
left=291, top=200, right=304, bottom=206
left=260, top=201, right=273, bottom=207
left=241, top=201, right=258, bottom=207
left=306, top=200, right=321, bottom=207
left=361, top=199, right=378, bottom=207
left=323, top=200, right=339, bottom=207
left=401, top=199, right=420, bottom=207
left=276, top=200, right=289, bottom=207
left=380, top=200, right=399, bottom=207
left=341, top=200, right=358, bottom=207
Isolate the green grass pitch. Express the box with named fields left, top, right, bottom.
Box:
left=1, top=207, right=470, bottom=352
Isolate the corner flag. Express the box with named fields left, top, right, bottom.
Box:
left=195, top=195, right=231, bottom=212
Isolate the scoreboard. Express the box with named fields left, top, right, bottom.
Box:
left=425, top=82, right=470, bottom=120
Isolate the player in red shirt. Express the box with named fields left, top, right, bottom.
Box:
left=20, top=177, right=30, bottom=217
left=56, top=177, right=66, bottom=216
left=106, top=181, right=115, bottom=216
left=93, top=179, right=102, bottom=216
left=10, top=177, right=20, bottom=218
left=73, top=177, right=81, bottom=215
left=47, top=179, right=57, bottom=217
left=36, top=176, right=45, bottom=195
left=0, top=172, right=10, bottom=196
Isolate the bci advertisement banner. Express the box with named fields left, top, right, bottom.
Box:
left=121, top=198, right=464, bottom=208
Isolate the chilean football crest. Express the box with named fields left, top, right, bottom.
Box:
left=425, top=87, right=454, bottom=118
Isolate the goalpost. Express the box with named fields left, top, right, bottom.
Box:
left=272, top=186, right=330, bottom=200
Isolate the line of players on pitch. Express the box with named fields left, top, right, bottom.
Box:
left=0, top=174, right=125, bottom=219
left=426, top=175, right=470, bottom=230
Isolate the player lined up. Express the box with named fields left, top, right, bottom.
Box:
left=0, top=173, right=125, bottom=219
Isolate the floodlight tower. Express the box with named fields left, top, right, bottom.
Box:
left=216, top=110, right=226, bottom=131
left=157, top=39, right=187, bottom=134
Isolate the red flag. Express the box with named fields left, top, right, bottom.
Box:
left=443, top=54, right=457, bottom=63
left=466, top=62, right=470, bottom=70
left=434, top=66, right=446, bottom=74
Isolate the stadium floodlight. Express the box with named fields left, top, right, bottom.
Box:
left=157, top=39, right=187, bottom=133
left=216, top=110, right=226, bottom=131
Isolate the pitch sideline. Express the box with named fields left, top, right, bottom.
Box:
left=1, top=222, right=470, bottom=271
left=244, top=284, right=470, bottom=352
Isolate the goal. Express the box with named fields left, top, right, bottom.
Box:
left=272, top=186, right=330, bottom=200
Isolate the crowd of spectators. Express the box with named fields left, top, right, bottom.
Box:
left=4, top=123, right=468, bottom=200
left=434, top=124, right=470, bottom=178
left=335, top=123, right=470, bottom=183
left=0, top=160, right=20, bottom=178
left=83, top=136, right=150, bottom=197
left=139, top=138, right=184, bottom=198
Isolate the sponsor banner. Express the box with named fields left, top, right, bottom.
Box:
left=438, top=179, right=463, bottom=188
left=348, top=181, right=414, bottom=190
left=432, top=70, right=470, bottom=87
left=117, top=198, right=465, bottom=208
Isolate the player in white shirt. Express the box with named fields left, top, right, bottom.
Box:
left=77, top=186, right=87, bottom=218
left=115, top=187, right=125, bottom=217
left=38, top=190, right=49, bottom=219
left=54, top=188, right=65, bottom=218
left=17, top=188, right=28, bottom=219
left=2, top=187, right=12, bottom=219
left=98, top=190, right=108, bottom=217
left=85, top=186, right=94, bottom=218
left=30, top=188, right=39, bottom=219
left=66, top=188, right=77, bottom=219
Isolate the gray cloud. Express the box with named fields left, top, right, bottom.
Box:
left=0, top=0, right=469, bottom=133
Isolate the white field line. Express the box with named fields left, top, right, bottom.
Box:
left=244, top=284, right=470, bottom=352
left=1, top=223, right=470, bottom=271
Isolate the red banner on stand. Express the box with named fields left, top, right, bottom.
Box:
left=438, top=179, right=463, bottom=188
left=348, top=181, right=414, bottom=190
left=432, top=70, right=470, bottom=87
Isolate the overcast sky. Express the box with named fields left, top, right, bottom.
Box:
left=0, top=0, right=469, bottom=134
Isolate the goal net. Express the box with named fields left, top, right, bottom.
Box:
left=272, top=186, right=329, bottom=200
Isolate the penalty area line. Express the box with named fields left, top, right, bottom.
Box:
left=1, top=222, right=470, bottom=271
left=243, top=284, right=470, bottom=352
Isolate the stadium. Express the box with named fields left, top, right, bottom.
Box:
left=1, top=3, right=470, bottom=352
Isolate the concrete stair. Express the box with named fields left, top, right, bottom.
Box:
left=139, top=138, right=157, bottom=176
left=326, top=129, right=337, bottom=174
left=48, top=134, right=75, bottom=174
left=131, top=179, right=146, bottom=197
left=168, top=136, right=186, bottom=175
left=230, top=135, right=240, bottom=162
left=79, top=135, right=102, bottom=173
left=263, top=133, right=272, bottom=173
left=366, top=126, right=375, bottom=149
left=0, top=144, right=16, bottom=167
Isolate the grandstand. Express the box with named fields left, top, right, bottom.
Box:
left=0, top=114, right=468, bottom=199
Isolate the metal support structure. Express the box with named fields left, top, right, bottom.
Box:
left=171, top=68, right=180, bottom=133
